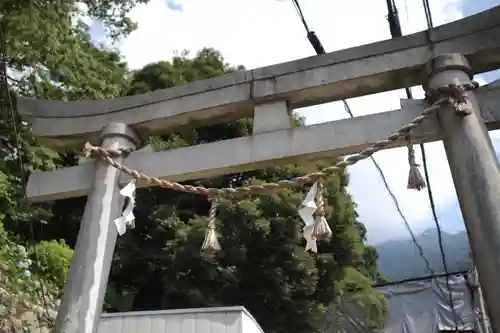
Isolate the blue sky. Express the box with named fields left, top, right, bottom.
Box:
left=461, top=0, right=500, bottom=88
left=86, top=0, right=500, bottom=244
left=165, top=0, right=183, bottom=11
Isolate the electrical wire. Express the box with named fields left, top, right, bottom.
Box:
left=374, top=269, right=469, bottom=288
left=292, top=0, right=325, bottom=55
left=387, top=0, right=461, bottom=328
left=291, top=0, right=435, bottom=276
left=422, top=0, right=435, bottom=31
left=0, top=17, right=52, bottom=327
left=292, top=0, right=310, bottom=32
left=419, top=0, right=462, bottom=329
left=295, top=0, right=462, bottom=325
left=342, top=101, right=434, bottom=275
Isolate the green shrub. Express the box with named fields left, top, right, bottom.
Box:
left=31, top=240, right=73, bottom=290
left=0, top=221, right=17, bottom=272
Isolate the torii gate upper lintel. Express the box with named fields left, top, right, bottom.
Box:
left=17, top=4, right=500, bottom=150
left=16, top=6, right=500, bottom=333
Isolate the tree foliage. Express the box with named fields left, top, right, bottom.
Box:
left=1, top=0, right=136, bottom=100
left=0, top=0, right=142, bottom=317
left=0, top=0, right=137, bottom=242
left=0, top=2, right=387, bottom=332
left=104, top=48, right=387, bottom=333
left=31, top=240, right=73, bottom=290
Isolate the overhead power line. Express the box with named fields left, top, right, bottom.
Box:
left=290, top=0, right=434, bottom=275
left=373, top=269, right=469, bottom=288
left=292, top=0, right=325, bottom=55
left=386, top=0, right=461, bottom=328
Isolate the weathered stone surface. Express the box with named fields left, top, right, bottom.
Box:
left=0, top=291, right=58, bottom=333
left=0, top=278, right=58, bottom=333
left=24, top=80, right=500, bottom=202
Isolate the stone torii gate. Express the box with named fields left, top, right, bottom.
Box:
left=17, top=6, right=500, bottom=333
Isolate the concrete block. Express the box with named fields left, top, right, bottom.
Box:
left=252, top=101, right=291, bottom=134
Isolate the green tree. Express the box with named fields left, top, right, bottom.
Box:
left=0, top=0, right=148, bottom=329
left=0, top=0, right=387, bottom=328
left=0, top=0, right=148, bottom=290
left=106, top=48, right=387, bottom=333
left=0, top=0, right=147, bottom=238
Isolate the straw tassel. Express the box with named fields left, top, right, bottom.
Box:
left=312, top=181, right=332, bottom=241
left=83, top=142, right=93, bottom=158
left=406, top=135, right=426, bottom=191
left=201, top=197, right=222, bottom=255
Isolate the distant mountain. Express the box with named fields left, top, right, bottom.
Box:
left=375, top=228, right=472, bottom=281
left=373, top=136, right=500, bottom=282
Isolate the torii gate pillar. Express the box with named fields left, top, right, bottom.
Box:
left=427, top=54, right=500, bottom=333
left=54, top=123, right=141, bottom=333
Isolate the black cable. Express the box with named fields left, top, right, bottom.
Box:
left=422, top=0, right=435, bottom=31
left=420, top=145, right=463, bottom=331
left=291, top=0, right=435, bottom=276
left=374, top=269, right=469, bottom=288
left=420, top=146, right=452, bottom=277
left=292, top=0, right=325, bottom=55
left=292, top=0, right=309, bottom=31
left=387, top=0, right=461, bottom=328
left=419, top=0, right=462, bottom=329
left=386, top=0, right=403, bottom=38
left=0, top=17, right=51, bottom=326
left=343, top=101, right=435, bottom=275
left=422, top=144, right=462, bottom=332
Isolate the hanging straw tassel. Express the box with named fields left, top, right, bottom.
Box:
left=201, top=197, right=222, bottom=255
left=312, top=181, right=332, bottom=241
left=406, top=134, right=426, bottom=191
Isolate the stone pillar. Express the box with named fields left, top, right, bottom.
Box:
left=54, top=123, right=141, bottom=333
left=427, top=53, right=500, bottom=333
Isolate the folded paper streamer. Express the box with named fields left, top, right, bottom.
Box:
left=298, top=182, right=332, bottom=252
left=299, top=183, right=319, bottom=252
left=114, top=180, right=136, bottom=236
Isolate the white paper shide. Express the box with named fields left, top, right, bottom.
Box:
left=114, top=180, right=136, bottom=236
left=298, top=183, right=320, bottom=253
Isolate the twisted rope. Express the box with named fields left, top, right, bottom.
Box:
left=406, top=133, right=426, bottom=191
left=82, top=82, right=478, bottom=198
left=201, top=197, right=221, bottom=254
left=407, top=137, right=418, bottom=168
left=314, top=181, right=325, bottom=218
left=207, top=197, right=219, bottom=229
left=312, top=180, right=332, bottom=241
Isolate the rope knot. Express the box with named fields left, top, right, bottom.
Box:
left=425, top=81, right=479, bottom=116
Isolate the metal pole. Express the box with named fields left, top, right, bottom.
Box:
left=426, top=53, right=500, bottom=333
left=54, top=123, right=141, bottom=333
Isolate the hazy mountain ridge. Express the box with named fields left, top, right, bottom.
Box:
left=373, top=141, right=500, bottom=282
left=375, top=228, right=472, bottom=281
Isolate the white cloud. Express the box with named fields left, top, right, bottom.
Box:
left=117, top=0, right=497, bottom=243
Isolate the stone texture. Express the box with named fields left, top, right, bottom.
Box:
left=24, top=80, right=500, bottom=202
left=0, top=287, right=58, bottom=333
